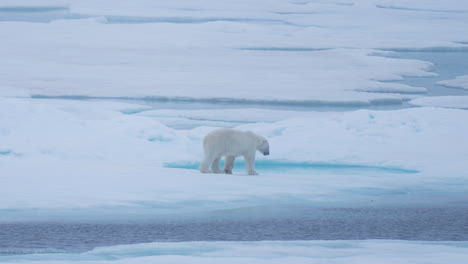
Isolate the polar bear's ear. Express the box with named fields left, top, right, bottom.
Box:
left=254, top=133, right=268, bottom=146
left=258, top=137, right=267, bottom=148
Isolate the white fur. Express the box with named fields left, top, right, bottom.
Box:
left=199, top=128, right=269, bottom=175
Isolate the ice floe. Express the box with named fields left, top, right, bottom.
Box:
left=1, top=97, right=467, bottom=221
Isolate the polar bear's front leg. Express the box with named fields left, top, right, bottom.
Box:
left=244, top=152, right=258, bottom=175
left=211, top=156, right=223, bottom=174
left=200, top=154, right=215, bottom=173
left=224, top=155, right=236, bottom=174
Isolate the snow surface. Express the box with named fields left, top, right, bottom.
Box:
left=437, top=75, right=468, bottom=90
left=2, top=0, right=468, bottom=105
left=410, top=96, right=468, bottom=109
left=1, top=240, right=468, bottom=264
left=1, top=97, right=467, bottom=221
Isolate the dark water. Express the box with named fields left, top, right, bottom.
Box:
left=1, top=207, right=467, bottom=255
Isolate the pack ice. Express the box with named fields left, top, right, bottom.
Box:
left=1, top=0, right=468, bottom=263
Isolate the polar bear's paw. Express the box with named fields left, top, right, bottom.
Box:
left=248, top=170, right=259, bottom=176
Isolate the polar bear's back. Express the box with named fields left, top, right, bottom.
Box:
left=203, top=128, right=256, bottom=156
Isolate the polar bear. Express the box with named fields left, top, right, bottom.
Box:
left=199, top=128, right=269, bottom=175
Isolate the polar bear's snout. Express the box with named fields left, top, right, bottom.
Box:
left=260, top=140, right=270, bottom=156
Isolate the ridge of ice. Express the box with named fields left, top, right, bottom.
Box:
left=410, top=96, right=468, bottom=109
left=437, top=75, right=468, bottom=90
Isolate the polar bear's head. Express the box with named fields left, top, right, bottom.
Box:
left=256, top=135, right=270, bottom=156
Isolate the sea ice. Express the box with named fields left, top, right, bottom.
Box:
left=0, top=0, right=467, bottom=232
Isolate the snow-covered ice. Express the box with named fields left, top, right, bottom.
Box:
left=1, top=0, right=468, bottom=105
left=1, top=97, right=467, bottom=221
